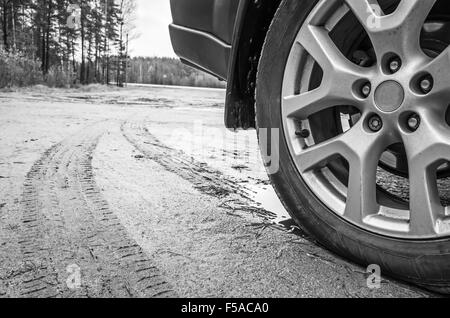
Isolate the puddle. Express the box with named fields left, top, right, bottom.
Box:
left=243, top=183, right=291, bottom=224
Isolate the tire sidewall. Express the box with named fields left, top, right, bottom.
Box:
left=256, top=0, right=450, bottom=286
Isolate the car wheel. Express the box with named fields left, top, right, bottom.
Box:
left=256, top=0, right=450, bottom=293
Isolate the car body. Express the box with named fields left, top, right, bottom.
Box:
left=169, top=0, right=281, bottom=129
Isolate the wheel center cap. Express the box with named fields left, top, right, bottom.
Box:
left=374, top=81, right=405, bottom=112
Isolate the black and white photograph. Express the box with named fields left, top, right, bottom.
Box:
left=0, top=0, right=449, bottom=303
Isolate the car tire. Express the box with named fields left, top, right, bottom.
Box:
left=255, top=0, right=450, bottom=294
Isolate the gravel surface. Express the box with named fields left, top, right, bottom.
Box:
left=0, top=85, right=434, bottom=298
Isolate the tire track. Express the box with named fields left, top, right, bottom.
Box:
left=16, top=123, right=175, bottom=298
left=121, top=120, right=278, bottom=222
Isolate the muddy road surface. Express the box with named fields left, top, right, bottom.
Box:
left=0, top=85, right=432, bottom=297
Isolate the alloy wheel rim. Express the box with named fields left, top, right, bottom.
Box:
left=282, top=0, right=450, bottom=239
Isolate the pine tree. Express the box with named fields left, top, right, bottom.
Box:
left=0, top=0, right=135, bottom=86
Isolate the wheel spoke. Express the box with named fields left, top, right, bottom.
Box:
left=394, top=0, right=436, bottom=32
left=296, top=131, right=349, bottom=173
left=297, top=24, right=365, bottom=77
left=343, top=0, right=382, bottom=31
left=343, top=127, right=386, bottom=221
left=284, top=86, right=356, bottom=119
left=297, top=122, right=388, bottom=222
left=422, top=47, right=450, bottom=101
left=289, top=25, right=368, bottom=119
left=408, top=164, right=442, bottom=235
left=402, top=116, right=450, bottom=235
left=344, top=152, right=381, bottom=222
left=403, top=115, right=450, bottom=168
left=344, top=0, right=436, bottom=59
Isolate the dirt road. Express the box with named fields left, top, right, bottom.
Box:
left=0, top=85, right=432, bottom=297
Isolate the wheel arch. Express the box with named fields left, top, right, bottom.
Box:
left=225, top=0, right=282, bottom=130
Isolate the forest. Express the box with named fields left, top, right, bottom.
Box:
left=0, top=0, right=224, bottom=89
left=127, top=57, right=226, bottom=88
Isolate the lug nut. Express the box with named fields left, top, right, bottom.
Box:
left=407, top=114, right=420, bottom=131
left=389, top=58, right=401, bottom=73
left=419, top=76, right=433, bottom=94
left=361, top=83, right=371, bottom=98
left=368, top=115, right=383, bottom=132
left=296, top=129, right=310, bottom=138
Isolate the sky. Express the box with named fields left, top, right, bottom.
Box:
left=130, top=0, right=176, bottom=58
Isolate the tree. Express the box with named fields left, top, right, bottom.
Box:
left=127, top=57, right=226, bottom=89
left=1, top=0, right=10, bottom=51
left=0, top=0, right=143, bottom=87
left=115, top=0, right=135, bottom=86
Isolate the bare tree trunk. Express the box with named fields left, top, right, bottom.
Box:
left=94, top=42, right=99, bottom=82
left=103, top=0, right=108, bottom=84
left=41, top=28, right=46, bottom=72
left=45, top=7, right=51, bottom=74
left=2, top=1, right=9, bottom=51
left=11, top=1, right=15, bottom=51
left=117, top=21, right=123, bottom=87
left=87, top=35, right=92, bottom=84
left=71, top=37, right=76, bottom=77
left=124, top=32, right=128, bottom=87
left=66, top=35, right=71, bottom=73
left=106, top=41, right=109, bottom=84
left=20, top=3, right=24, bottom=52
left=80, top=15, right=86, bottom=84
left=41, top=0, right=52, bottom=74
